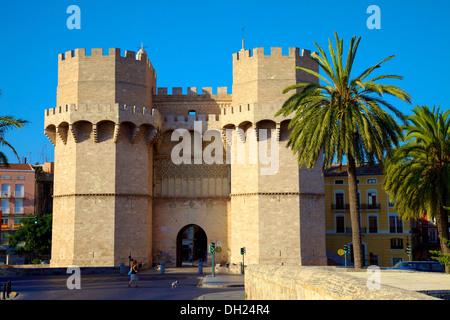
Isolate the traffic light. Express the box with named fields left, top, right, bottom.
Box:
left=343, top=245, right=349, bottom=254
left=406, top=244, right=411, bottom=256
left=240, top=247, right=246, bottom=255
left=34, top=216, right=38, bottom=224
left=209, top=242, right=216, bottom=253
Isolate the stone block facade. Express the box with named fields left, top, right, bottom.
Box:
left=44, top=45, right=327, bottom=268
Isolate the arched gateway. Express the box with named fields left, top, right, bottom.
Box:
left=176, top=224, right=207, bottom=267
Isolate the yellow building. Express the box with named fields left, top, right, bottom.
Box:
left=324, top=164, right=411, bottom=267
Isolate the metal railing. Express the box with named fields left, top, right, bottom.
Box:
left=331, top=203, right=381, bottom=210
left=361, top=203, right=381, bottom=210
left=346, top=227, right=367, bottom=234
left=331, top=203, right=350, bottom=210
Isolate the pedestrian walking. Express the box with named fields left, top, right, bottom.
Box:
left=128, top=260, right=139, bottom=287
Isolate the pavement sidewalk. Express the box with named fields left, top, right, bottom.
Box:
left=196, top=273, right=245, bottom=300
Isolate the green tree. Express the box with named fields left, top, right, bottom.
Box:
left=384, top=105, right=449, bottom=273
left=0, top=90, right=29, bottom=165
left=430, top=236, right=450, bottom=272
left=8, top=214, right=52, bottom=262
left=276, top=32, right=411, bottom=269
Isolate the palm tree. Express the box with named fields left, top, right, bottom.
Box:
left=0, top=91, right=29, bottom=165
left=276, top=32, right=411, bottom=269
left=384, top=105, right=449, bottom=273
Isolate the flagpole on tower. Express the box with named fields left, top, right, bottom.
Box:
left=241, top=25, right=245, bottom=50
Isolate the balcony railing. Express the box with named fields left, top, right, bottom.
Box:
left=346, top=227, right=367, bottom=234
left=361, top=203, right=381, bottom=210
left=1, top=223, right=21, bottom=230
left=332, top=203, right=381, bottom=210
left=331, top=203, right=350, bottom=210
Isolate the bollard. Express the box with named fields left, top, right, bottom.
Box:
left=6, top=281, right=11, bottom=298
left=1, top=281, right=10, bottom=300
left=198, top=261, right=203, bottom=275
left=160, top=261, right=165, bottom=275
left=120, top=262, right=125, bottom=275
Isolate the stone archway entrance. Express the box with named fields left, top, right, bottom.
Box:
left=176, top=224, right=207, bottom=267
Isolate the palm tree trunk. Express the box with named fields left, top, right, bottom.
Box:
left=435, top=203, right=450, bottom=274
left=347, top=154, right=363, bottom=269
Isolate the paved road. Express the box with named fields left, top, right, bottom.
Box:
left=349, top=270, right=450, bottom=292
left=1, top=268, right=244, bottom=300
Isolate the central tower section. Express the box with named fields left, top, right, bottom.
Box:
left=46, top=48, right=160, bottom=267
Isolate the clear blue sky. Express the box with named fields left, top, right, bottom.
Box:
left=0, top=0, right=449, bottom=164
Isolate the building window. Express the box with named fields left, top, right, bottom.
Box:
left=367, top=178, right=376, bottom=184
left=188, top=110, right=197, bottom=121
left=428, top=229, right=438, bottom=243
left=1, top=176, right=11, bottom=180
left=1, top=232, right=8, bottom=245
left=335, top=215, right=345, bottom=233
left=369, top=253, right=379, bottom=266
left=389, top=215, right=403, bottom=233
left=368, top=215, right=378, bottom=233
left=388, top=194, right=395, bottom=208
left=367, top=191, right=377, bottom=209
left=1, top=184, right=10, bottom=197
left=391, top=238, right=403, bottom=249
left=15, top=176, right=25, bottom=180
left=334, top=192, right=345, bottom=209
left=334, top=179, right=344, bottom=184
left=14, top=199, right=23, bottom=214
left=1, top=199, right=9, bottom=214
left=15, top=184, right=24, bottom=198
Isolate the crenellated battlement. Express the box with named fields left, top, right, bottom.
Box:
left=45, top=103, right=160, bottom=117
left=44, top=103, right=162, bottom=134
left=219, top=102, right=291, bottom=129
left=155, top=87, right=230, bottom=96
left=44, top=103, right=163, bottom=146
left=232, top=47, right=313, bottom=61
left=58, top=48, right=152, bottom=66
left=56, top=48, right=157, bottom=107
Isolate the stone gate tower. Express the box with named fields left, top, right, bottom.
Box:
left=45, top=48, right=160, bottom=267
left=44, top=45, right=327, bottom=268
left=224, top=47, right=327, bottom=266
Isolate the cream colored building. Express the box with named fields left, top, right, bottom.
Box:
left=44, top=45, right=327, bottom=268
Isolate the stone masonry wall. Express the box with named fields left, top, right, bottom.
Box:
left=245, top=265, right=439, bottom=300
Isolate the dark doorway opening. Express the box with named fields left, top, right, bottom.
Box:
left=176, top=224, right=207, bottom=267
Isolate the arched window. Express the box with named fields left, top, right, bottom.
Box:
left=188, top=110, right=197, bottom=121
